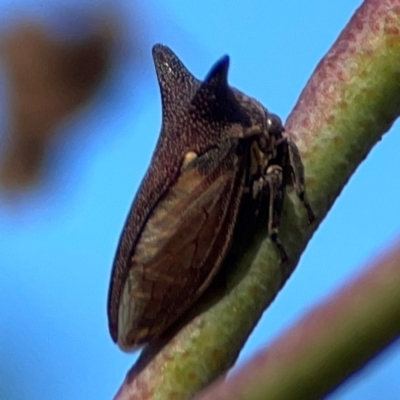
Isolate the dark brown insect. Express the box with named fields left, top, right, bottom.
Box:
left=107, top=44, right=314, bottom=350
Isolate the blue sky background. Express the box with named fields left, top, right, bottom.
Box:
left=1, top=1, right=400, bottom=399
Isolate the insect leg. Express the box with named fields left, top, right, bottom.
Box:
left=265, top=164, right=288, bottom=263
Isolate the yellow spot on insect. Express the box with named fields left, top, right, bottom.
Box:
left=182, top=151, right=198, bottom=168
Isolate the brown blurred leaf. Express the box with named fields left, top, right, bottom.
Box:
left=0, top=19, right=114, bottom=189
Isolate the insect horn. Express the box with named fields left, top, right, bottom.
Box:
left=190, top=54, right=249, bottom=128
left=152, top=45, right=199, bottom=123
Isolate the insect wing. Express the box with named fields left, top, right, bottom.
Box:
left=117, top=149, right=244, bottom=349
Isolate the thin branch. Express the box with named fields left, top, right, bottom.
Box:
left=114, top=0, right=400, bottom=398
left=195, top=240, right=400, bottom=400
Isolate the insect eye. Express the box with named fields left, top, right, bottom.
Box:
left=266, top=113, right=284, bottom=135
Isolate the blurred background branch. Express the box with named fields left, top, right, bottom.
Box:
left=195, top=240, right=400, bottom=400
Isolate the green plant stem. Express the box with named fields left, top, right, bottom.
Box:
left=195, top=240, right=400, bottom=400
left=114, top=1, right=400, bottom=399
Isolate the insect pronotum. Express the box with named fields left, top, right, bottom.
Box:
left=107, top=44, right=315, bottom=351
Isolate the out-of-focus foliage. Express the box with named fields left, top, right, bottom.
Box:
left=0, top=10, right=137, bottom=190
